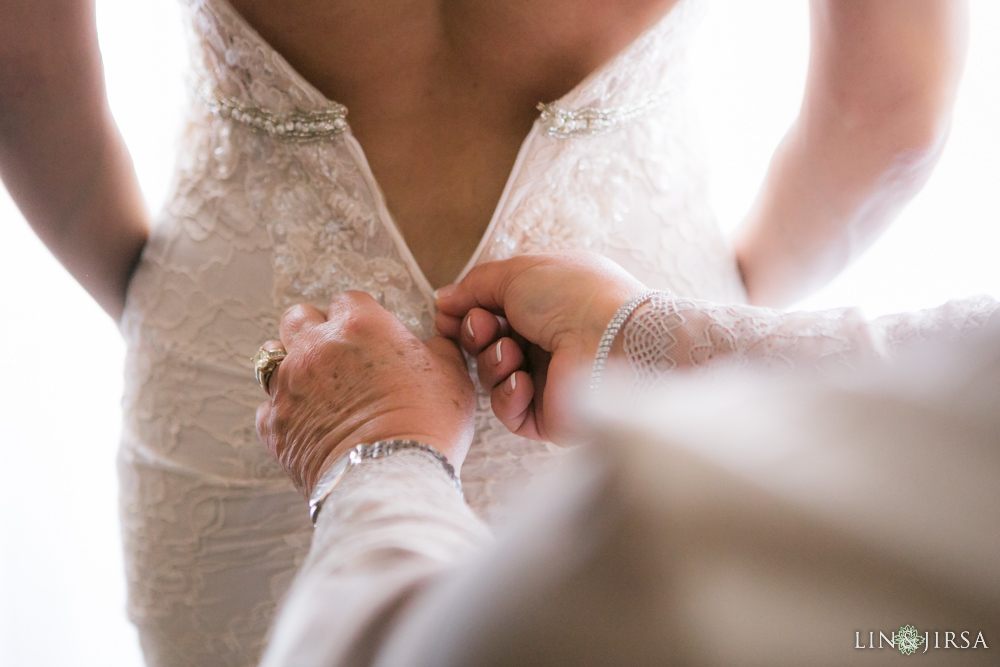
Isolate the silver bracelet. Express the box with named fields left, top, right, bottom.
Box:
left=590, top=290, right=659, bottom=391
left=308, top=439, right=462, bottom=525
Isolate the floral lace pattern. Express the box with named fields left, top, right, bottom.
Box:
left=623, top=292, right=1000, bottom=391
left=118, top=0, right=745, bottom=664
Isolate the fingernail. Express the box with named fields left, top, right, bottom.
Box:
left=466, top=316, right=475, bottom=340
left=434, top=284, right=457, bottom=300
left=510, top=372, right=517, bottom=390
left=495, top=340, right=503, bottom=363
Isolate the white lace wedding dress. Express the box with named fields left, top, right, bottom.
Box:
left=117, top=0, right=745, bottom=663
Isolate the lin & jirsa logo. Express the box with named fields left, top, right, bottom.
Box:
left=855, top=625, right=989, bottom=655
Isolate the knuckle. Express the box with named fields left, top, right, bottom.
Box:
left=327, top=291, right=351, bottom=309
left=281, top=303, right=311, bottom=326
left=333, top=311, right=367, bottom=338
left=329, top=293, right=381, bottom=334
left=331, top=290, right=376, bottom=314
left=343, top=290, right=376, bottom=307
left=345, top=310, right=387, bottom=340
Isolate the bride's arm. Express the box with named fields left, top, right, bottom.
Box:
left=435, top=253, right=998, bottom=441
left=0, top=0, right=149, bottom=320
left=621, top=292, right=999, bottom=389
left=733, top=0, right=968, bottom=307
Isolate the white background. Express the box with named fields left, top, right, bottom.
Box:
left=1, top=1, right=998, bottom=665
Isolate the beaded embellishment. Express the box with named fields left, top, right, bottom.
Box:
left=199, top=87, right=349, bottom=141
left=198, top=83, right=662, bottom=142
left=538, top=94, right=665, bottom=139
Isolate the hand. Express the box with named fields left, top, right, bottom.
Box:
left=435, top=251, right=645, bottom=443
left=256, top=291, right=475, bottom=498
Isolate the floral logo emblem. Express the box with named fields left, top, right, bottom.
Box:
left=897, top=625, right=926, bottom=655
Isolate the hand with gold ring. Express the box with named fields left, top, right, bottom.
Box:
left=253, top=342, right=287, bottom=394
left=255, top=291, right=476, bottom=498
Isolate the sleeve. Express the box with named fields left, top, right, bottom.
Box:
left=622, top=292, right=1000, bottom=389
left=259, top=450, right=493, bottom=667
left=263, top=325, right=1000, bottom=667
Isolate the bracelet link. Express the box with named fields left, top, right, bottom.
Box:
left=309, top=439, right=461, bottom=525
left=590, top=290, right=660, bottom=391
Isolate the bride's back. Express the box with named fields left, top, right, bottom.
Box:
left=226, top=0, right=679, bottom=286
left=114, top=0, right=750, bottom=663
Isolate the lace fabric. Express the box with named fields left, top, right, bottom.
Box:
left=117, top=0, right=745, bottom=663
left=623, top=292, right=1000, bottom=391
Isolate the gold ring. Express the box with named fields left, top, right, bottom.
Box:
left=253, top=345, right=287, bottom=394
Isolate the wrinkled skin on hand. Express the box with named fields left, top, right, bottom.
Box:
left=256, top=291, right=475, bottom=498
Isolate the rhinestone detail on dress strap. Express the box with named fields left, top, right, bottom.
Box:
left=538, top=93, right=665, bottom=138
left=199, top=87, right=349, bottom=141
left=198, top=83, right=662, bottom=142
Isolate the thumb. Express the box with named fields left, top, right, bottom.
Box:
left=425, top=335, right=469, bottom=375
left=434, top=256, right=540, bottom=317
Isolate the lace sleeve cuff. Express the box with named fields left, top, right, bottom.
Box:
left=621, top=292, right=1000, bottom=391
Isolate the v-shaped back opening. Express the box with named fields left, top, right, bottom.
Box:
left=193, top=0, right=695, bottom=294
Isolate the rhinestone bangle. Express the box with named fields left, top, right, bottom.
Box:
left=590, top=290, right=659, bottom=391
left=308, top=439, right=461, bottom=525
